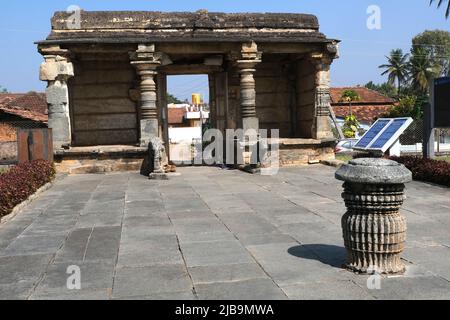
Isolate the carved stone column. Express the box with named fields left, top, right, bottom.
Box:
left=39, top=45, right=74, bottom=150
left=310, top=53, right=334, bottom=140
left=335, top=158, right=412, bottom=274
left=237, top=42, right=262, bottom=134
left=130, top=44, right=161, bottom=147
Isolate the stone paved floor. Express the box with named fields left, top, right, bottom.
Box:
left=1, top=165, right=450, bottom=300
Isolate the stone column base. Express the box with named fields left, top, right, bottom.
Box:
left=149, top=172, right=169, bottom=180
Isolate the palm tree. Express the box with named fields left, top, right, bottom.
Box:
left=430, top=0, right=450, bottom=19
left=379, top=49, right=409, bottom=97
left=408, top=47, right=439, bottom=93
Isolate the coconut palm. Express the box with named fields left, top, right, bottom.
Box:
left=408, top=47, right=439, bottom=93
left=379, top=49, right=409, bottom=97
left=430, top=0, right=450, bottom=18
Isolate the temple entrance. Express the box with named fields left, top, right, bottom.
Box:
left=164, top=74, right=210, bottom=165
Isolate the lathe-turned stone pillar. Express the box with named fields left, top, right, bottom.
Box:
left=237, top=42, right=262, bottom=134
left=335, top=158, right=412, bottom=274
left=39, top=45, right=74, bottom=150
left=130, top=44, right=161, bottom=147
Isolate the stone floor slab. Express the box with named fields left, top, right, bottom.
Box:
left=0, top=166, right=449, bottom=300
left=112, top=264, right=193, bottom=299
left=195, top=279, right=287, bottom=300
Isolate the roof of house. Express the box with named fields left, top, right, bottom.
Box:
left=0, top=93, right=25, bottom=107
left=330, top=87, right=395, bottom=124
left=330, top=87, right=395, bottom=105
left=168, top=108, right=186, bottom=125
left=0, top=92, right=48, bottom=123
left=38, top=11, right=337, bottom=45
left=332, top=105, right=393, bottom=124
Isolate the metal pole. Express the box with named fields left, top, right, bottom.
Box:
left=423, top=77, right=435, bottom=159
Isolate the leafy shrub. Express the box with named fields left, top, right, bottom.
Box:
left=0, top=160, right=55, bottom=217
left=342, top=115, right=360, bottom=138
left=390, top=156, right=450, bottom=187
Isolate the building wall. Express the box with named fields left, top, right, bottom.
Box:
left=225, top=56, right=316, bottom=139
left=255, top=58, right=292, bottom=138
left=295, top=59, right=316, bottom=138
left=70, top=53, right=139, bottom=146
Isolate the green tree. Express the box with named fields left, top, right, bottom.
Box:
left=379, top=49, right=410, bottom=96
left=0, top=85, right=7, bottom=93
left=339, top=89, right=361, bottom=116
left=430, top=0, right=450, bottom=18
left=364, top=81, right=397, bottom=98
left=383, top=96, right=422, bottom=119
left=408, top=47, right=440, bottom=94
left=342, top=115, right=360, bottom=139
left=412, top=30, right=450, bottom=76
left=167, top=93, right=183, bottom=104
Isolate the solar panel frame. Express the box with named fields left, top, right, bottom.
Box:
left=353, top=119, right=391, bottom=149
left=352, top=117, right=413, bottom=153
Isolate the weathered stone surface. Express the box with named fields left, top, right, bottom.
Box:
left=336, top=158, right=412, bottom=185
left=336, top=158, right=412, bottom=274
left=46, top=80, right=72, bottom=149
left=43, top=11, right=327, bottom=44
left=39, top=60, right=74, bottom=81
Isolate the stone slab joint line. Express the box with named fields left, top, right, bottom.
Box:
left=111, top=175, right=131, bottom=299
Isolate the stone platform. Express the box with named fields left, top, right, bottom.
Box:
left=268, top=138, right=336, bottom=167
left=1, top=165, right=449, bottom=300
left=54, top=145, right=147, bottom=174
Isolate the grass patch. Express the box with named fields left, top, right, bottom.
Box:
left=336, top=154, right=353, bottom=163
left=437, top=156, right=450, bottom=163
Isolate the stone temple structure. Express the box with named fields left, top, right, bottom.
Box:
left=36, top=11, right=340, bottom=173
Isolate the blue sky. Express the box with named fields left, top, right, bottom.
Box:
left=0, top=0, right=448, bottom=102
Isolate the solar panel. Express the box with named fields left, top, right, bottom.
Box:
left=353, top=117, right=413, bottom=153
left=354, top=119, right=390, bottom=149
left=369, top=119, right=407, bottom=149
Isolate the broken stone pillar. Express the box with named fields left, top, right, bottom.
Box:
left=39, top=45, right=74, bottom=150
left=148, top=136, right=168, bottom=180
left=130, top=44, right=161, bottom=147
left=335, top=158, right=412, bottom=274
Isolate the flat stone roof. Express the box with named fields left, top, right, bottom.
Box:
left=38, top=11, right=336, bottom=45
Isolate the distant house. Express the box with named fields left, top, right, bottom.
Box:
left=330, top=87, right=395, bottom=125
left=167, top=105, right=209, bottom=128
left=168, top=108, right=187, bottom=128
left=0, top=92, right=47, bottom=161
left=0, top=92, right=48, bottom=128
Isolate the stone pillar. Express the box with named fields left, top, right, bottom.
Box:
left=310, top=54, right=334, bottom=140
left=335, top=158, right=412, bottom=274
left=130, top=44, right=161, bottom=147
left=237, top=42, right=262, bottom=134
left=39, top=45, right=74, bottom=150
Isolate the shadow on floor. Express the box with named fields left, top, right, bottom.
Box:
left=288, top=244, right=347, bottom=269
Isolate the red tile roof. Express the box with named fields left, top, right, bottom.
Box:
left=330, top=87, right=395, bottom=124
left=0, top=93, right=25, bottom=107
left=330, top=87, right=395, bottom=104
left=0, top=92, right=48, bottom=123
left=168, top=108, right=186, bottom=125
left=333, top=105, right=393, bottom=124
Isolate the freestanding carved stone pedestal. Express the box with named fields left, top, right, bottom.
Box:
left=335, top=158, right=412, bottom=274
